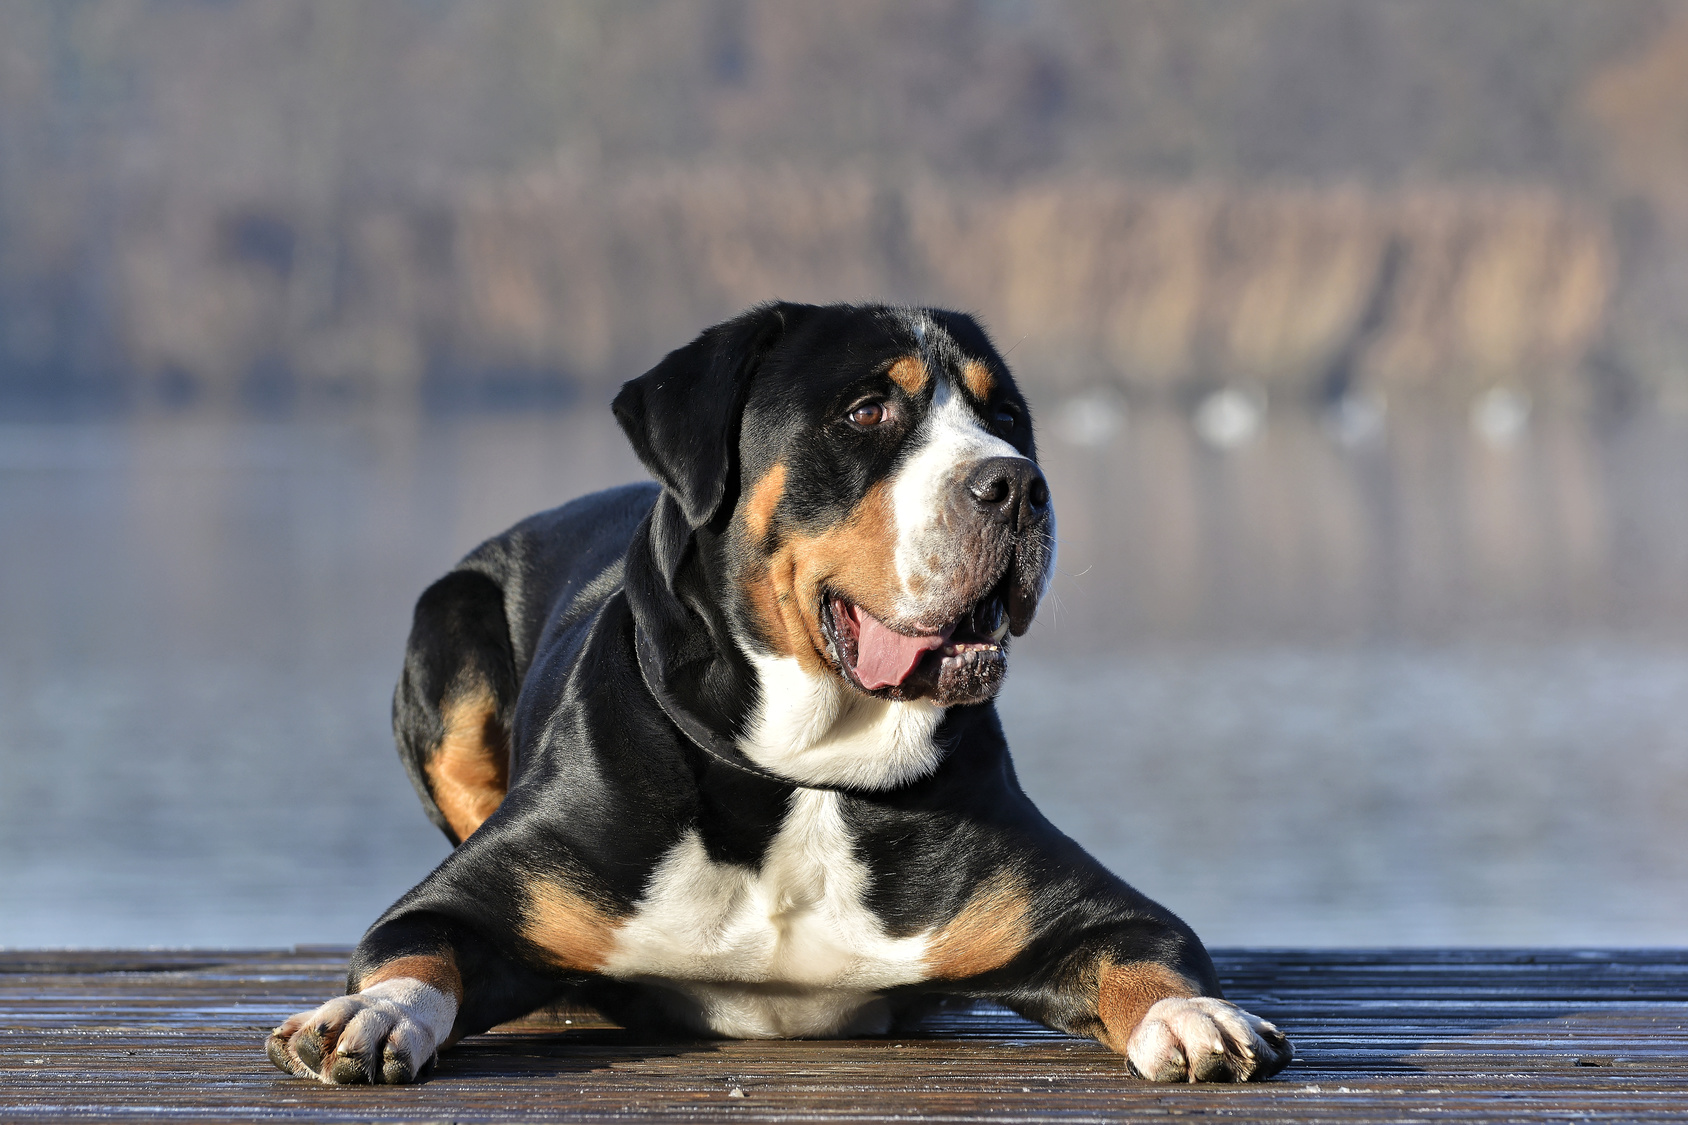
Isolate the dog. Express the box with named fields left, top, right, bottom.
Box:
left=266, top=302, right=1292, bottom=1085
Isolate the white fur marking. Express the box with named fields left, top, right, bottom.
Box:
left=603, top=789, right=932, bottom=1038
left=738, top=650, right=946, bottom=789
left=889, top=376, right=1031, bottom=601
left=355, top=977, right=457, bottom=1048
left=284, top=977, right=456, bottom=1083
left=1126, top=996, right=1288, bottom=1083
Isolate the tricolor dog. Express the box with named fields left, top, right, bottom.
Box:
left=267, top=303, right=1292, bottom=1085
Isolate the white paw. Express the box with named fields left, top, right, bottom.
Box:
left=266, top=978, right=457, bottom=1085
left=1125, top=996, right=1292, bottom=1083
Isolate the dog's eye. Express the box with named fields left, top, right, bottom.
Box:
left=992, top=405, right=1020, bottom=435
left=848, top=401, right=888, bottom=427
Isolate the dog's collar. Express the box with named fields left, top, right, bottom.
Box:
left=632, top=623, right=843, bottom=792
left=626, top=491, right=849, bottom=792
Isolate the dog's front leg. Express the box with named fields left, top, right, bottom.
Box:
left=1087, top=958, right=1292, bottom=1082
left=267, top=916, right=475, bottom=1086
left=267, top=951, right=458, bottom=1085
left=996, top=926, right=1292, bottom=1082
left=266, top=911, right=561, bottom=1085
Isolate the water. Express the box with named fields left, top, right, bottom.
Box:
left=2, top=399, right=1686, bottom=947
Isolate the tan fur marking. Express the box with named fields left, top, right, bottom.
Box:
left=888, top=356, right=931, bottom=396
left=742, top=560, right=795, bottom=658
left=753, top=480, right=903, bottom=675
left=765, top=545, right=828, bottom=675
left=357, top=952, right=464, bottom=1002
left=1094, top=959, right=1201, bottom=1053
left=742, top=462, right=787, bottom=545
left=520, top=877, right=624, bottom=973
left=962, top=360, right=995, bottom=400
left=924, top=871, right=1032, bottom=980
left=426, top=683, right=509, bottom=843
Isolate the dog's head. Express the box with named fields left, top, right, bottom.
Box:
left=616, top=303, right=1053, bottom=716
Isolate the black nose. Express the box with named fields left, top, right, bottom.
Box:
left=963, top=457, right=1050, bottom=531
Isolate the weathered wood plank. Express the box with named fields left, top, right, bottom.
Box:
left=1, top=949, right=1684, bottom=1122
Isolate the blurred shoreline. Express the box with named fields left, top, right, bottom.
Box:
left=8, top=2, right=1688, bottom=417
left=5, top=390, right=1686, bottom=646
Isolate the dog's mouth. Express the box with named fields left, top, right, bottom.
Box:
left=822, top=588, right=1011, bottom=705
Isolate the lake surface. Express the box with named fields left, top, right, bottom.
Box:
left=3, top=396, right=1686, bottom=947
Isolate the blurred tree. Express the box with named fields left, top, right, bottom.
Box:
left=0, top=0, right=1679, bottom=410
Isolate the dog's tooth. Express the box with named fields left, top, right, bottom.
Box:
left=990, top=619, right=1009, bottom=644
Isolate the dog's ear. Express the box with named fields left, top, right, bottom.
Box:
left=613, top=303, right=802, bottom=529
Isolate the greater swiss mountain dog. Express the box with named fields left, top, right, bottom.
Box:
left=267, top=302, right=1292, bottom=1085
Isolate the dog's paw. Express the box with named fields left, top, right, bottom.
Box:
left=1124, top=996, right=1292, bottom=1083
left=266, top=978, right=457, bottom=1085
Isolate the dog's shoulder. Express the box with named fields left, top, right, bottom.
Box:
left=455, top=481, right=660, bottom=671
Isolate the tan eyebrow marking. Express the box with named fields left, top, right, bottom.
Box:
left=962, top=360, right=995, bottom=400
left=888, top=356, right=931, bottom=396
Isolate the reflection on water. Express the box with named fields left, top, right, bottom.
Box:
left=2, top=401, right=1685, bottom=947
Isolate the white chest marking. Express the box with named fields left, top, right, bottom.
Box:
left=737, top=650, right=945, bottom=790
left=602, top=789, right=930, bottom=1038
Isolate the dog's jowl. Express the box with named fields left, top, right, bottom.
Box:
left=267, top=303, right=1292, bottom=1085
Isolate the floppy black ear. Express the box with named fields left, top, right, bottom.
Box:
left=613, top=303, right=802, bottom=529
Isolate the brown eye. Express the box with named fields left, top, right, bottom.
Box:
left=849, top=401, right=887, bottom=427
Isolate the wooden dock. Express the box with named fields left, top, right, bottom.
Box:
left=2, top=948, right=1684, bottom=1121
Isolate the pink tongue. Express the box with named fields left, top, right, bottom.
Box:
left=852, top=608, right=952, bottom=690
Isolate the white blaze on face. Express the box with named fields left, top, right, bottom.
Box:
left=888, top=374, right=1032, bottom=619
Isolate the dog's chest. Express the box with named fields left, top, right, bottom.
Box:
left=601, top=789, right=928, bottom=1037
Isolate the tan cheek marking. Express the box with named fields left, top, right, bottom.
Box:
left=760, top=542, right=833, bottom=677
left=426, top=682, right=510, bottom=844
left=520, top=877, right=625, bottom=973
left=356, top=952, right=464, bottom=1002
left=741, top=558, right=796, bottom=659
left=1094, top=959, right=1201, bottom=1054
left=924, top=871, right=1032, bottom=980
left=962, top=360, right=995, bottom=400
left=759, top=480, right=903, bottom=675
left=741, top=462, right=787, bottom=545
left=888, top=356, right=931, bottom=396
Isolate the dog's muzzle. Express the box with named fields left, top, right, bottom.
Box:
left=824, top=457, right=1053, bottom=707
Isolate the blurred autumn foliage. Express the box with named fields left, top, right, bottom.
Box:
left=2, top=0, right=1685, bottom=412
